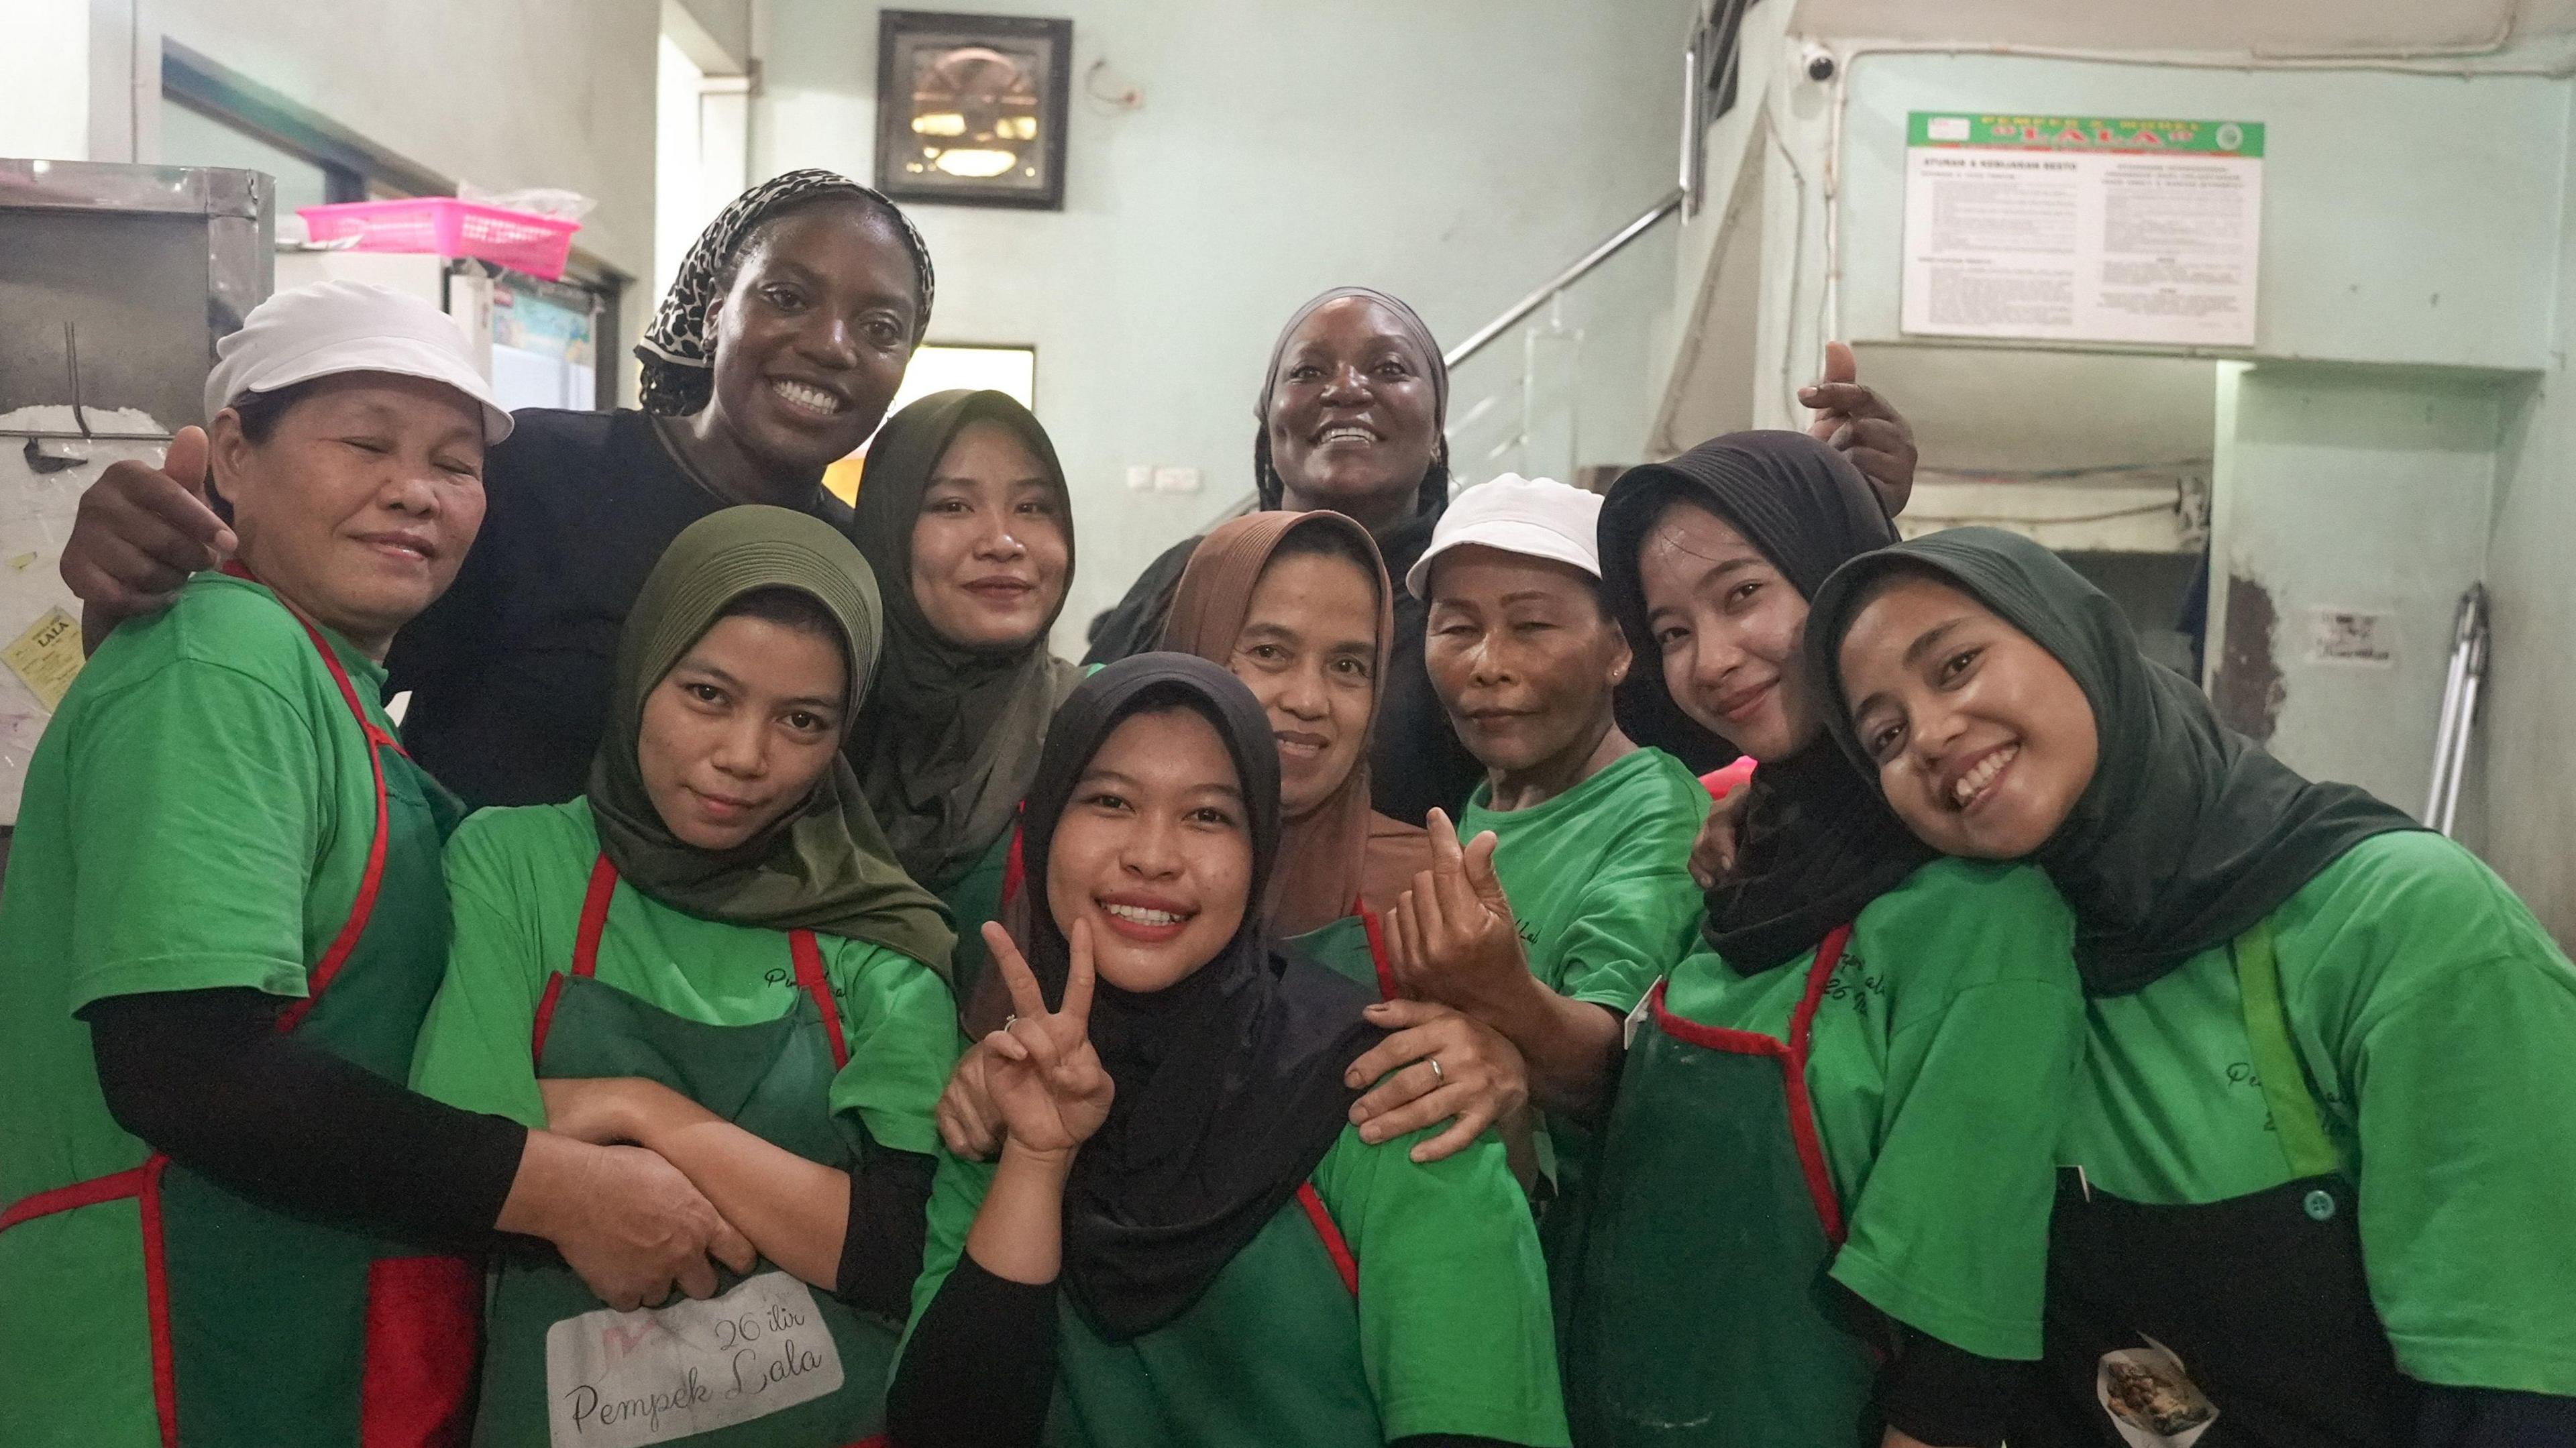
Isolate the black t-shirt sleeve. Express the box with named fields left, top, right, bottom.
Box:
left=1366, top=592, right=1487, bottom=827
left=83, top=987, right=525, bottom=1250
left=2415, top=1385, right=2576, bottom=1447
left=834, top=1148, right=936, bottom=1318
left=1876, top=1325, right=2026, bottom=1447
left=1079, top=536, right=1201, bottom=667
left=885, top=1254, right=1061, bottom=1448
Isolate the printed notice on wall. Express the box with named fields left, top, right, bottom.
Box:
left=1902, top=113, right=2264, bottom=348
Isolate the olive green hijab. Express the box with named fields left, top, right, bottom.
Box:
left=844, top=389, right=1082, bottom=890
left=1807, top=526, right=2418, bottom=995
left=587, top=505, right=955, bottom=972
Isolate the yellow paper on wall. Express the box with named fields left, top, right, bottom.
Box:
left=3, top=606, right=85, bottom=712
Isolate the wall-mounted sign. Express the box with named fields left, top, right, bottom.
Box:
left=1901, top=113, right=2264, bottom=349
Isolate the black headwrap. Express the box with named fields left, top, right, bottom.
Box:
left=1805, top=527, right=2422, bottom=995
left=1251, top=286, right=1451, bottom=521
left=636, top=169, right=936, bottom=416
left=1600, top=432, right=1932, bottom=974
left=1019, top=655, right=1385, bottom=1341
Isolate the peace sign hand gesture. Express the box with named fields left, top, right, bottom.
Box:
left=979, top=920, right=1115, bottom=1161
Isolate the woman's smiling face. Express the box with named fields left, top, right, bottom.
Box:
left=638, top=607, right=849, bottom=851
left=1046, top=706, right=1255, bottom=994
left=1836, top=571, right=2100, bottom=859
left=1633, top=498, right=1818, bottom=761
left=1226, top=548, right=1378, bottom=818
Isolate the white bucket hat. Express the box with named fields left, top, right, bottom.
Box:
left=1404, top=473, right=1603, bottom=600
left=204, top=280, right=513, bottom=444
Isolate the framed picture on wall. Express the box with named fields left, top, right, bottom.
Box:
left=875, top=11, right=1073, bottom=211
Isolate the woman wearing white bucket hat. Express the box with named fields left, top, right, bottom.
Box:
left=1389, top=473, right=1713, bottom=1290
left=0, top=282, right=754, bottom=1448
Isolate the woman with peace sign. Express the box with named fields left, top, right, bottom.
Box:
left=887, top=655, right=1569, bottom=1448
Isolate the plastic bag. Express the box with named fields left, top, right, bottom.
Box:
left=457, top=183, right=598, bottom=223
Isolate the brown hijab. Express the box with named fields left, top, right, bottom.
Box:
left=1160, top=511, right=1430, bottom=935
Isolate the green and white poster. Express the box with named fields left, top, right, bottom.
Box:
left=1902, top=113, right=2265, bottom=347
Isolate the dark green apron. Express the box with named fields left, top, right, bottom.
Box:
left=0, top=577, right=474, bottom=1448
left=1284, top=905, right=1394, bottom=998
left=471, top=856, right=895, bottom=1448
left=1567, top=925, right=1886, bottom=1447
left=2016, top=923, right=2415, bottom=1448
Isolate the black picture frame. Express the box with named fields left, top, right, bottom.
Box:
left=875, top=11, right=1072, bottom=211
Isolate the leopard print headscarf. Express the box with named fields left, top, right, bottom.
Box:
left=635, top=170, right=936, bottom=415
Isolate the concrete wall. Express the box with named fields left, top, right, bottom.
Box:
left=2206, top=362, right=2512, bottom=820
left=2479, top=92, right=2576, bottom=940
left=753, top=0, right=1697, bottom=649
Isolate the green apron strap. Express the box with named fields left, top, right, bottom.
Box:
left=2231, top=922, right=2343, bottom=1180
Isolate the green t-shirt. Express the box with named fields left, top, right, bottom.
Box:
left=1660, top=858, right=2084, bottom=1359
left=904, top=1125, right=1570, bottom=1447
left=0, top=571, right=395, bottom=1206
left=1457, top=746, right=1710, bottom=1013
left=2061, top=831, right=2576, bottom=1394
left=0, top=573, right=404, bottom=1448
left=411, top=800, right=959, bottom=1158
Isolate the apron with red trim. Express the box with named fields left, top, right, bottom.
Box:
left=1566, top=926, right=1887, bottom=1447
left=2013, top=924, right=2414, bottom=1448
left=1284, top=903, right=1396, bottom=1000
left=0, top=575, right=473, bottom=1448
left=1049, top=1179, right=1365, bottom=1447
left=470, top=856, right=897, bottom=1448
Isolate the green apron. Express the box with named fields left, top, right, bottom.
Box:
left=0, top=581, right=473, bottom=1448
left=938, top=824, right=1016, bottom=1019
left=1284, top=905, right=1393, bottom=998
left=472, top=856, right=896, bottom=1448
left=1051, top=1182, right=1364, bottom=1447
left=1567, top=925, right=1887, bottom=1448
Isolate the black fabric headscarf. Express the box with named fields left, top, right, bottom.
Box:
left=1600, top=432, right=1932, bottom=974
left=1018, top=654, right=1385, bottom=1341
left=844, top=389, right=1081, bottom=889
left=1805, top=527, right=2422, bottom=995
left=635, top=169, right=936, bottom=416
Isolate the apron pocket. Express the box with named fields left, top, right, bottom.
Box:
left=541, top=1270, right=843, bottom=1448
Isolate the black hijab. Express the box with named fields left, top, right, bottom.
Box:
left=1018, top=654, right=1385, bottom=1340
left=1805, top=527, right=2422, bottom=995
left=1600, top=432, right=1933, bottom=974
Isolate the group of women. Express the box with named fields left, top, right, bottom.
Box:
left=0, top=164, right=2569, bottom=1448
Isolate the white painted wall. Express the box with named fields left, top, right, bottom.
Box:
left=753, top=0, right=1697, bottom=649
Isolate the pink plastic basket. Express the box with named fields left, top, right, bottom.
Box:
left=298, top=198, right=580, bottom=281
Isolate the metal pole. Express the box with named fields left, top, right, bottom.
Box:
left=2424, top=588, right=2476, bottom=824
left=1443, top=189, right=1686, bottom=371
left=2432, top=586, right=2489, bottom=838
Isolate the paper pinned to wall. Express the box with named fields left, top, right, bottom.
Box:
left=0, top=404, right=172, bottom=824
left=1902, top=113, right=2265, bottom=349
left=3, top=607, right=85, bottom=710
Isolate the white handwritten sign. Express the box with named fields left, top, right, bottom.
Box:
left=544, top=1271, right=843, bottom=1448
